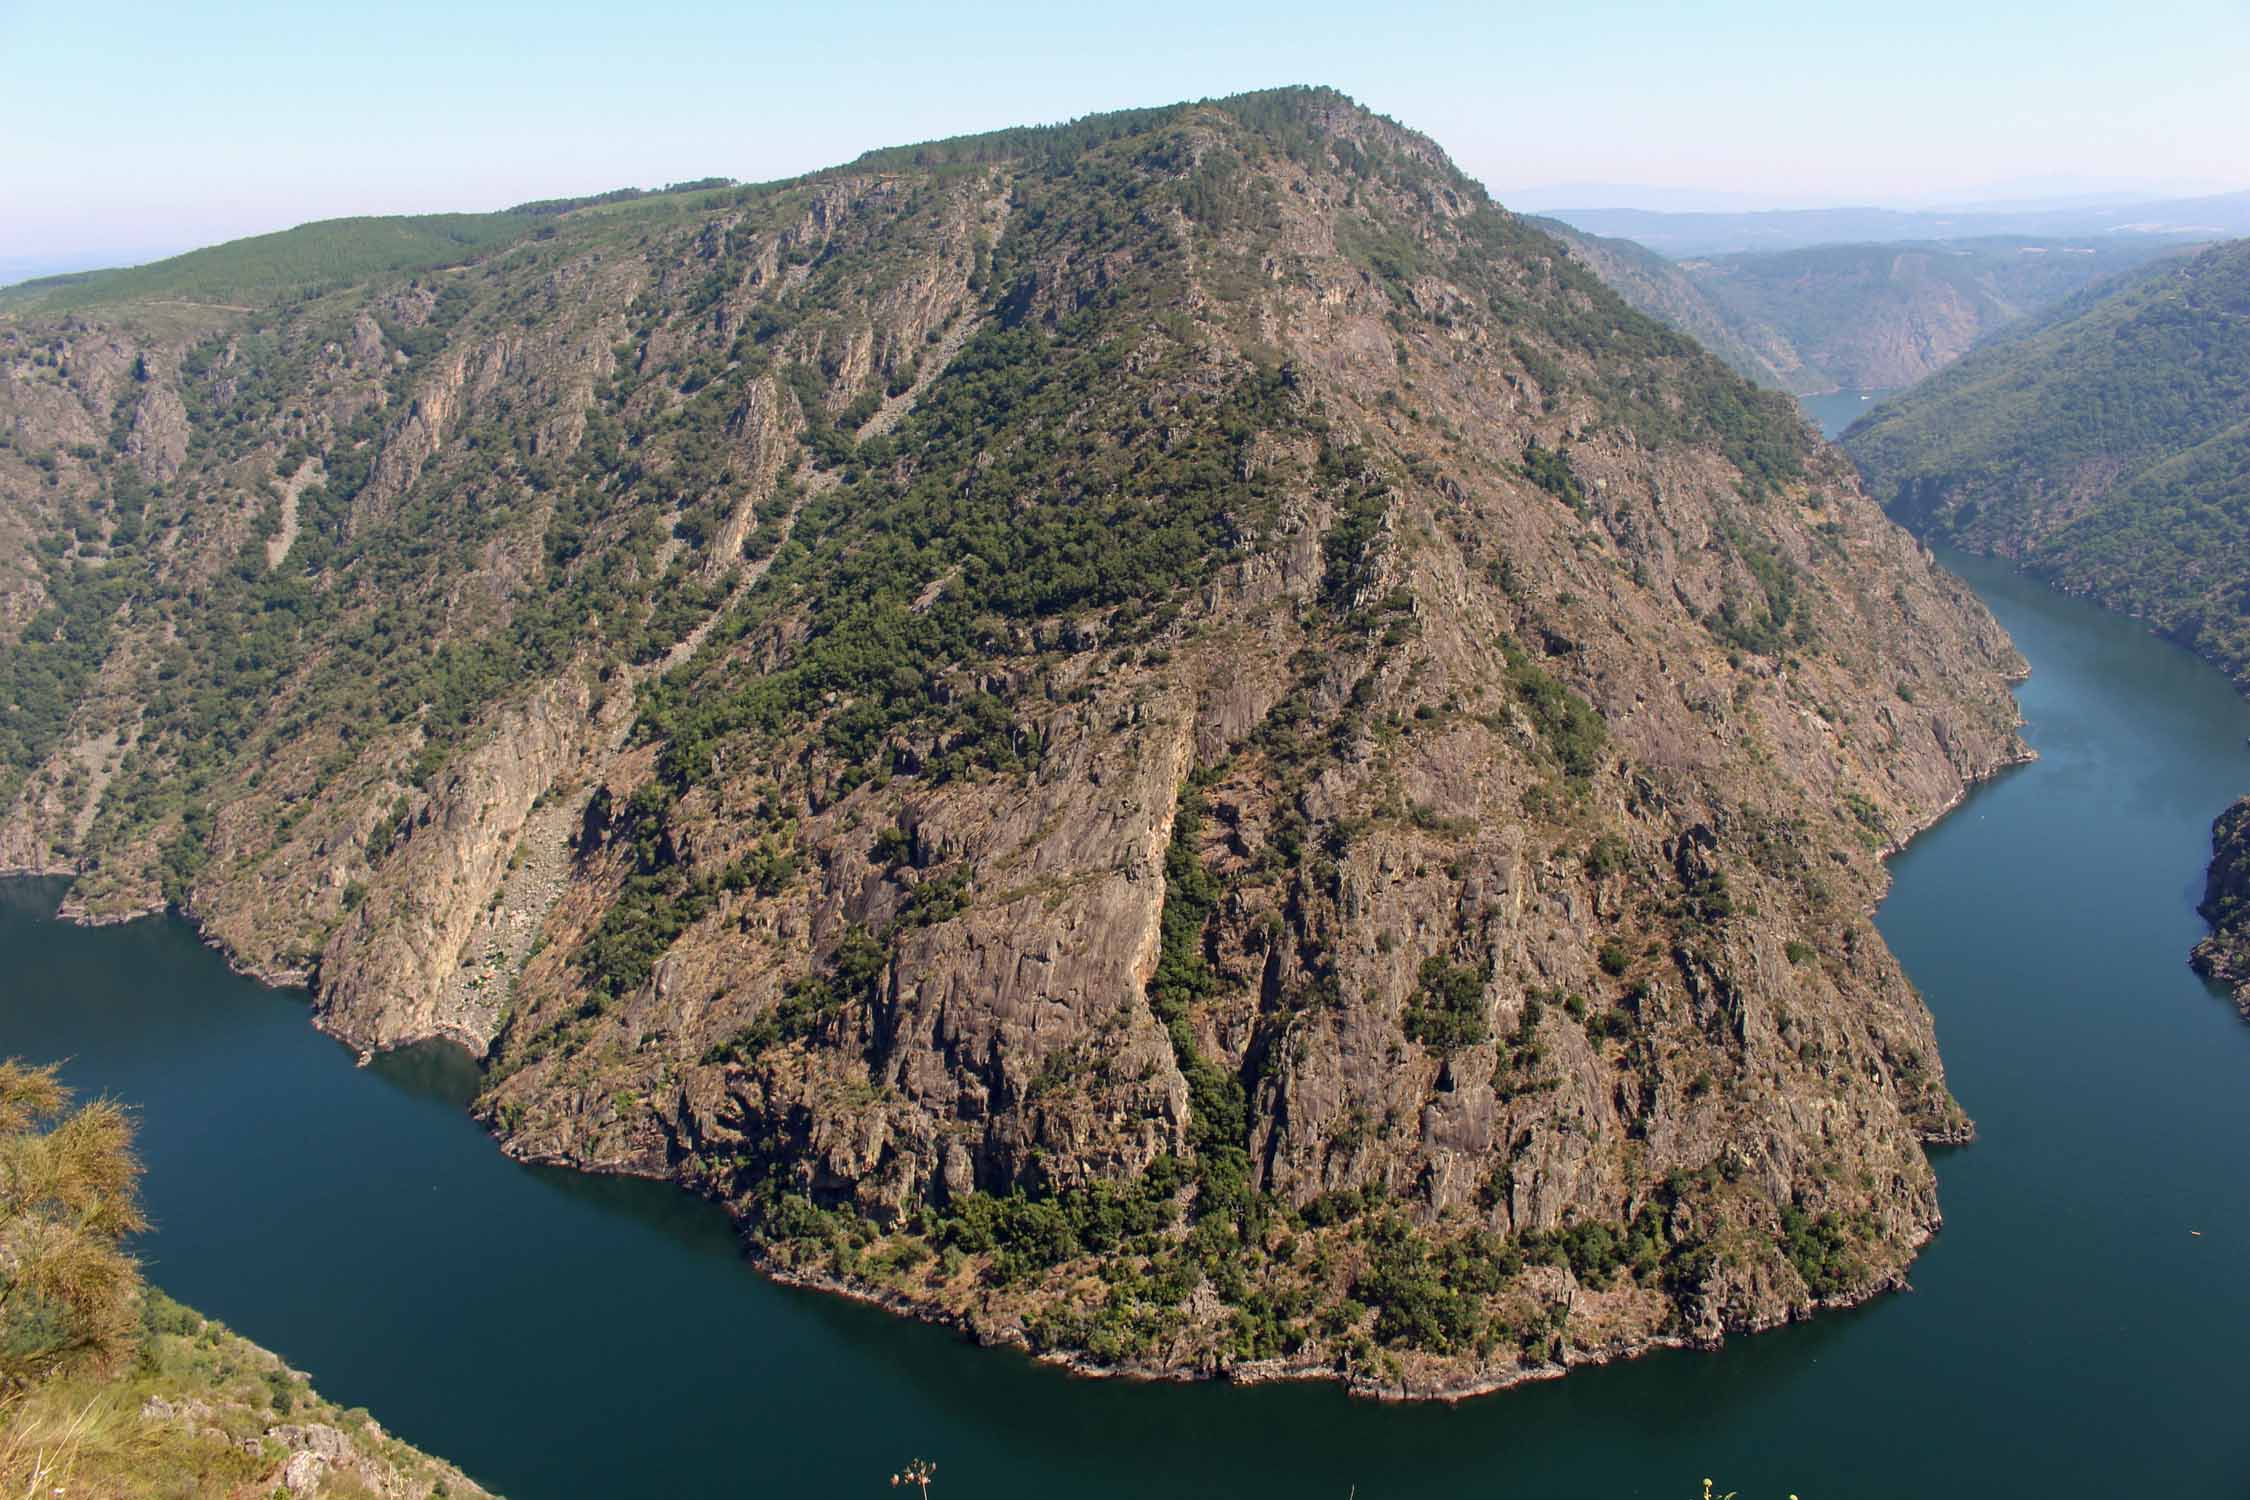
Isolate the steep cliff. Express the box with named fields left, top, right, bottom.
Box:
left=0, top=88, right=2027, bottom=1395
left=1845, top=239, right=2250, bottom=688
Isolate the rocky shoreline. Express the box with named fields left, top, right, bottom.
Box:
left=6, top=709, right=2013, bottom=1405
left=0, top=501, right=2034, bottom=1405
left=746, top=1221, right=1930, bottom=1402
left=2190, top=795, right=2250, bottom=1020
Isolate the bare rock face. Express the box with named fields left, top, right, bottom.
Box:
left=308, top=672, right=610, bottom=1050
left=0, top=88, right=2026, bottom=1396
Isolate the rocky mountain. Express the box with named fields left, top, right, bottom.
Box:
left=2192, top=797, right=2250, bottom=1019
left=1540, top=221, right=2181, bottom=394
left=1845, top=238, right=2250, bottom=687
left=0, top=88, right=2028, bottom=1396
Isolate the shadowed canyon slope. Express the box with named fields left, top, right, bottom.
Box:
left=1846, top=238, right=2250, bottom=688
left=1540, top=220, right=2184, bottom=395
left=0, top=89, right=2026, bottom=1395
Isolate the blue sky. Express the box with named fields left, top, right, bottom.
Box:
left=5, top=0, right=2247, bottom=274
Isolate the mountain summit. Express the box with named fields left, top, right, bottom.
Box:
left=0, top=88, right=2024, bottom=1394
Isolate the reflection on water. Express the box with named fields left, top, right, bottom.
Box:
left=367, top=1039, right=483, bottom=1109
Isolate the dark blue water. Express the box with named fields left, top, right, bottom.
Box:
left=4, top=547, right=2248, bottom=1498
left=1799, top=389, right=1892, bottom=439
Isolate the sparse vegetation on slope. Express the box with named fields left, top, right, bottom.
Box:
left=1, top=87, right=2024, bottom=1396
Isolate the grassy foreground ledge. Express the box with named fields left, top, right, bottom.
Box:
left=0, top=1060, right=495, bottom=1498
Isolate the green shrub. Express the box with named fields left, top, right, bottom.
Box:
left=1404, top=956, right=1490, bottom=1053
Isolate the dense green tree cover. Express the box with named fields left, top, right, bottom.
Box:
left=1144, top=781, right=1258, bottom=1229
left=0, top=561, right=132, bottom=806
left=1846, top=238, right=2250, bottom=683
left=1778, top=1201, right=1872, bottom=1298
left=1403, top=957, right=1491, bottom=1053
left=1519, top=439, right=1586, bottom=509
left=1502, top=640, right=1610, bottom=781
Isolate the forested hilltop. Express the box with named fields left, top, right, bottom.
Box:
left=1539, top=221, right=2181, bottom=395
left=1845, top=238, right=2250, bottom=688
left=0, top=87, right=2026, bottom=1396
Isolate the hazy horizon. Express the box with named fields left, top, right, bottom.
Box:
left=7, top=0, right=2248, bottom=277
left=21, top=176, right=2244, bottom=288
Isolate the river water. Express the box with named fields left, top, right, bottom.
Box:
left=1797, top=389, right=1891, bottom=441
left=5, top=547, right=2249, bottom=1498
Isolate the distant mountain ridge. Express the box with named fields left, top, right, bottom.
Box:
left=1539, top=219, right=2181, bottom=394
left=1542, top=191, right=2250, bottom=258
left=1845, top=238, right=2250, bottom=686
